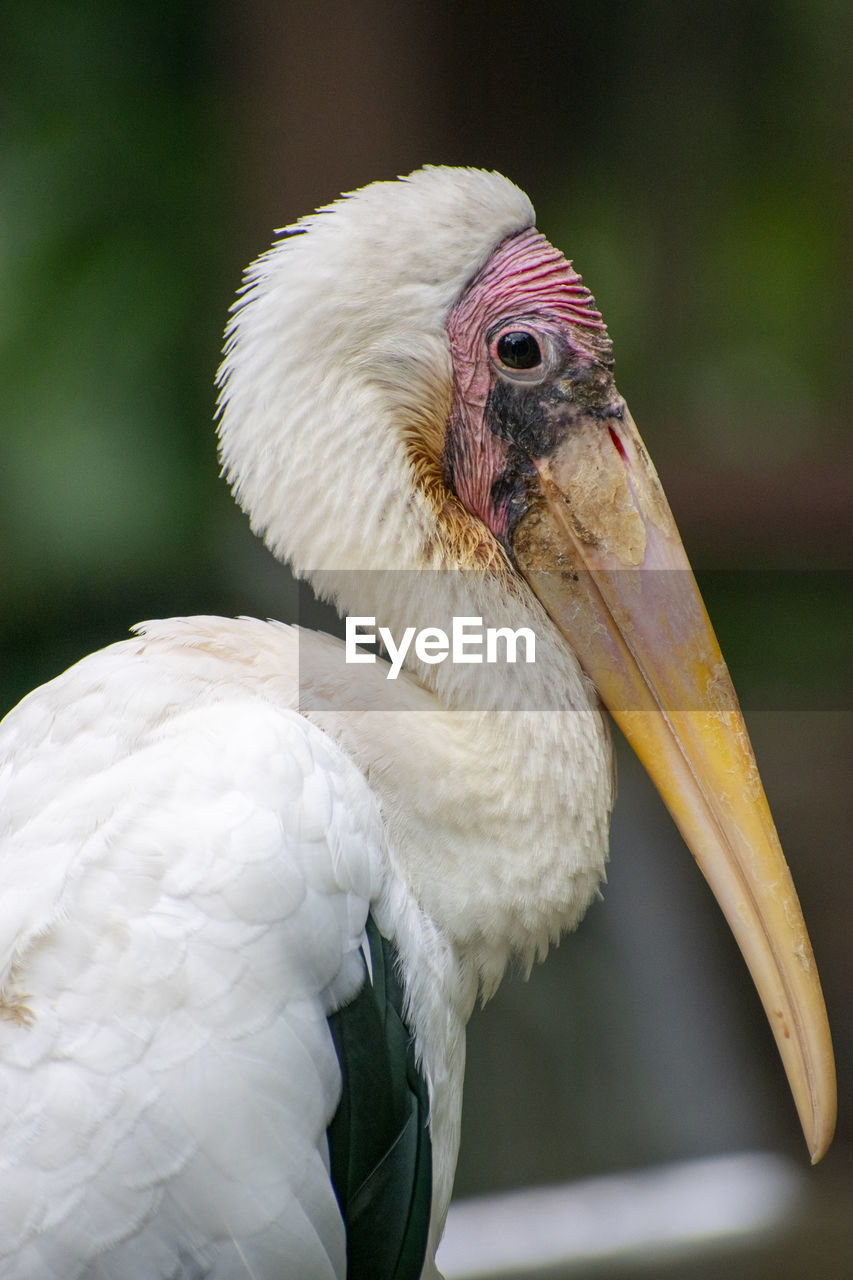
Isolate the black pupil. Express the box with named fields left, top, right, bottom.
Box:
left=496, top=330, right=541, bottom=370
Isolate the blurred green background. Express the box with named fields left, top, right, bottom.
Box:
left=2, top=2, right=851, bottom=1274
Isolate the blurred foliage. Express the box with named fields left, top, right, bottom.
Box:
left=529, top=1, right=851, bottom=460
left=1, top=1, right=229, bottom=621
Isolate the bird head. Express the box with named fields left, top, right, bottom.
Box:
left=216, top=166, right=835, bottom=1162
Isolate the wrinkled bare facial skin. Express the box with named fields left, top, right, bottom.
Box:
left=443, top=228, right=614, bottom=549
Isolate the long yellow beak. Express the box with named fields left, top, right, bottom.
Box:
left=513, top=396, right=836, bottom=1162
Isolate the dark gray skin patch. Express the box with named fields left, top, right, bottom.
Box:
left=489, top=446, right=539, bottom=554
left=443, top=342, right=622, bottom=556
left=486, top=344, right=619, bottom=454
left=486, top=378, right=571, bottom=457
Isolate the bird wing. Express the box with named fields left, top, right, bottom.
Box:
left=0, top=617, right=386, bottom=1280
left=327, top=914, right=433, bottom=1280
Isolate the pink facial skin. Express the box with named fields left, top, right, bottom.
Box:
left=444, top=228, right=613, bottom=543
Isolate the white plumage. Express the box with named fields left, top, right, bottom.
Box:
left=0, top=167, right=834, bottom=1277
left=0, top=609, right=608, bottom=1276
left=0, top=620, right=381, bottom=1277
left=217, top=166, right=535, bottom=581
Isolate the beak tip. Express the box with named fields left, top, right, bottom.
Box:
left=801, top=1044, right=837, bottom=1164
left=808, top=1103, right=837, bottom=1166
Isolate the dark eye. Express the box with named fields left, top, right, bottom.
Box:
left=496, top=330, right=542, bottom=371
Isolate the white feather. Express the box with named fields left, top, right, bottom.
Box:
left=216, top=167, right=533, bottom=579
left=0, top=622, right=382, bottom=1277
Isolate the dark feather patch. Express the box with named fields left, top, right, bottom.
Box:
left=326, top=917, right=432, bottom=1280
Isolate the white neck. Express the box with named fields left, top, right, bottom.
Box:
left=301, top=571, right=612, bottom=995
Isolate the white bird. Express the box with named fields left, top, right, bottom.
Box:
left=0, top=167, right=836, bottom=1279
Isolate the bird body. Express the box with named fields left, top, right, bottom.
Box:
left=0, top=618, right=382, bottom=1276
left=0, top=167, right=835, bottom=1276
left=0, top=613, right=608, bottom=1276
